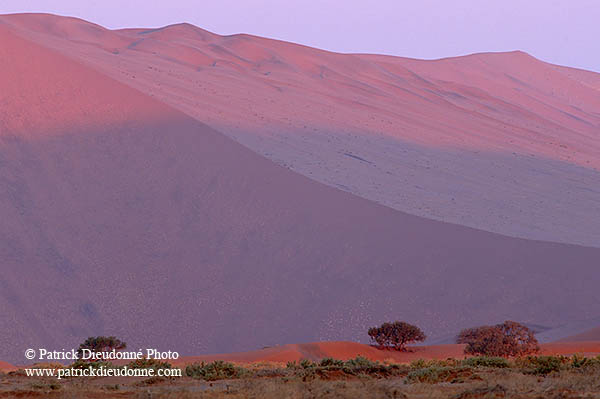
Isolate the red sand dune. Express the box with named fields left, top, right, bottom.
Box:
left=173, top=341, right=600, bottom=366
left=173, top=342, right=467, bottom=366
left=0, top=14, right=599, bottom=365
left=2, top=13, right=598, bottom=247
left=557, top=327, right=600, bottom=343
left=0, top=361, right=16, bottom=372
left=539, top=342, right=600, bottom=358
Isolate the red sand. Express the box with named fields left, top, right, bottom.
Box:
left=0, top=14, right=599, bottom=365
left=0, top=361, right=16, bottom=372
left=173, top=342, right=467, bottom=366
left=1, top=13, right=598, bottom=246
left=173, top=341, right=600, bottom=366
left=2, top=342, right=599, bottom=370
left=557, top=327, right=600, bottom=343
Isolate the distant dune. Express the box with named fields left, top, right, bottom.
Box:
left=0, top=14, right=599, bottom=365
left=173, top=342, right=467, bottom=365
left=3, top=342, right=599, bottom=370
left=557, top=327, right=600, bottom=343
left=2, top=13, right=599, bottom=247
left=173, top=341, right=600, bottom=366
left=0, top=361, right=16, bottom=372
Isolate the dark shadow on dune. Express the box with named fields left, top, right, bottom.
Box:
left=1, top=119, right=599, bottom=364
left=220, top=125, right=600, bottom=248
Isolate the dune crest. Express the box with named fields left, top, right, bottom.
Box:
left=2, top=13, right=598, bottom=246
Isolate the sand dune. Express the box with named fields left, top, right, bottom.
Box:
left=173, top=342, right=467, bottom=365
left=1, top=15, right=599, bottom=365
left=557, top=327, right=600, bottom=343
left=173, top=341, right=600, bottom=366
left=2, top=13, right=598, bottom=247
left=0, top=361, right=16, bottom=372
left=3, top=341, right=598, bottom=369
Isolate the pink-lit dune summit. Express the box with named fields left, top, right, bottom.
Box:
left=3, top=13, right=599, bottom=247
left=0, top=14, right=599, bottom=364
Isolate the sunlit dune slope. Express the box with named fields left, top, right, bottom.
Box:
left=2, top=13, right=599, bottom=247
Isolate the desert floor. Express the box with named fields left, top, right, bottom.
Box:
left=2, top=341, right=600, bottom=398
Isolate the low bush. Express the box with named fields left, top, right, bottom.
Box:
left=185, top=360, right=247, bottom=381
left=343, top=356, right=378, bottom=369
left=516, top=356, right=566, bottom=375
left=285, top=356, right=407, bottom=379
left=300, top=359, right=317, bottom=369
left=409, top=359, right=428, bottom=369
left=569, top=354, right=600, bottom=370
left=409, top=358, right=460, bottom=369
left=462, top=356, right=509, bottom=368
left=319, top=358, right=345, bottom=368
left=342, top=356, right=399, bottom=377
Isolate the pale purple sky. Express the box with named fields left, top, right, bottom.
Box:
left=2, top=0, right=599, bottom=72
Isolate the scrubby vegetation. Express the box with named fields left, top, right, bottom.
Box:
left=367, top=321, right=426, bottom=351
left=185, top=360, right=248, bottom=381
left=3, top=354, right=600, bottom=398
left=462, top=356, right=509, bottom=368
left=457, top=320, right=539, bottom=356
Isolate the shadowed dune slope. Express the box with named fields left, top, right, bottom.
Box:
left=1, top=20, right=600, bottom=365
left=2, top=13, right=599, bottom=247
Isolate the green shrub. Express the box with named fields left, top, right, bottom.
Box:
left=287, top=356, right=408, bottom=379
left=341, top=356, right=406, bottom=377
left=517, top=356, right=566, bottom=375
left=319, top=358, right=345, bottom=368
left=571, top=354, right=588, bottom=369
left=286, top=361, right=299, bottom=369
left=185, top=361, right=246, bottom=381
left=344, top=356, right=378, bottom=369
left=463, top=356, right=509, bottom=368
left=409, top=358, right=459, bottom=369
left=567, top=355, right=600, bottom=373
left=410, top=359, right=428, bottom=369
left=300, top=359, right=317, bottom=369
